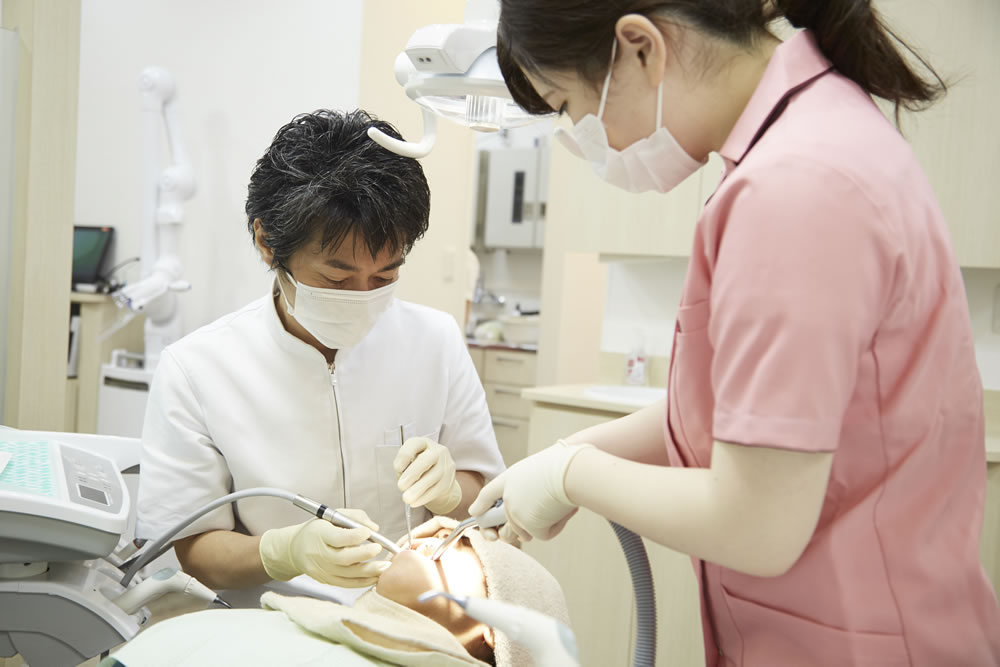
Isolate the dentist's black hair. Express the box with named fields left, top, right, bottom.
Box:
left=498, top=0, right=946, bottom=122
left=246, top=109, right=430, bottom=271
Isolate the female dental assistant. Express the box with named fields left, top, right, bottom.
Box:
left=470, top=1, right=1000, bottom=665
left=136, top=110, right=505, bottom=594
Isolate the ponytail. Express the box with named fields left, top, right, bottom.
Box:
left=498, top=0, right=946, bottom=120
left=769, top=0, right=946, bottom=119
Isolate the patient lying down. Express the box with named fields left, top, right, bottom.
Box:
left=102, top=517, right=569, bottom=667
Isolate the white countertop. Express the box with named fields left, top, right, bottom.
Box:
left=466, top=338, right=538, bottom=353
left=524, top=385, right=1000, bottom=463
left=521, top=385, right=655, bottom=415
left=987, top=437, right=1000, bottom=464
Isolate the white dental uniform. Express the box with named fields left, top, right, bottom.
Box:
left=135, top=288, right=504, bottom=544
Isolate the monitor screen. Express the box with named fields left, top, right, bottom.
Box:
left=72, top=226, right=114, bottom=285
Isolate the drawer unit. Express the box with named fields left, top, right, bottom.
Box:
left=485, top=383, right=532, bottom=420
left=492, top=416, right=530, bottom=466
left=468, top=346, right=486, bottom=383
left=484, top=349, right=537, bottom=386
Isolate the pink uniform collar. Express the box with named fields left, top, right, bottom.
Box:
left=720, top=30, right=833, bottom=166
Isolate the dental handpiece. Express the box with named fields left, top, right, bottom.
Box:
left=293, top=495, right=402, bottom=555
left=430, top=501, right=508, bottom=561
left=114, top=568, right=230, bottom=615
left=419, top=591, right=580, bottom=667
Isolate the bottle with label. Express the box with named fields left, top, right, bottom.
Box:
left=624, top=331, right=649, bottom=386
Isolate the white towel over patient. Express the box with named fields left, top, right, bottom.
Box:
left=262, top=590, right=489, bottom=666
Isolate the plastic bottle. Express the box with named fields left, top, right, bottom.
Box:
left=624, top=331, right=649, bottom=386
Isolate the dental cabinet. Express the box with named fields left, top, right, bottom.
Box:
left=478, top=145, right=549, bottom=250
left=65, top=293, right=144, bottom=434
left=468, top=344, right=537, bottom=467
left=521, top=392, right=706, bottom=667
left=522, top=386, right=1000, bottom=667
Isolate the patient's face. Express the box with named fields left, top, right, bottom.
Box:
left=376, top=528, right=487, bottom=637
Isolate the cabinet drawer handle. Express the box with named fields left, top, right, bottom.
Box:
left=495, top=356, right=525, bottom=364
left=493, top=387, right=521, bottom=396
left=492, top=417, right=522, bottom=429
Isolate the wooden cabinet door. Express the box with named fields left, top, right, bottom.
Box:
left=546, top=137, right=704, bottom=258
left=878, top=0, right=1000, bottom=267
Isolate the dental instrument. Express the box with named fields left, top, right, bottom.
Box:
left=293, top=495, right=403, bottom=557
left=427, top=497, right=658, bottom=667
left=405, top=503, right=413, bottom=548
left=419, top=590, right=580, bottom=667
left=114, top=567, right=230, bottom=615
left=402, top=426, right=414, bottom=547
left=430, top=500, right=507, bottom=560
left=122, top=488, right=400, bottom=587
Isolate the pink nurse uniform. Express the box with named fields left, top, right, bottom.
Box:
left=666, top=30, right=1000, bottom=666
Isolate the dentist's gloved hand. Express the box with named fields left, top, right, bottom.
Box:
left=469, top=440, right=594, bottom=543
left=394, top=437, right=462, bottom=515
left=259, top=509, right=390, bottom=587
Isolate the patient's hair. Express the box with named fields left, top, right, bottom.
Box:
left=245, top=109, right=431, bottom=270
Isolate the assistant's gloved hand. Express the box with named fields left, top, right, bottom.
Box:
left=394, top=437, right=462, bottom=515
left=468, top=440, right=594, bottom=543
left=259, top=509, right=390, bottom=587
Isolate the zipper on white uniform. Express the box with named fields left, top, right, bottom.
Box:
left=329, top=359, right=348, bottom=508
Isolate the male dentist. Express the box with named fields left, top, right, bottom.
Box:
left=136, top=109, right=504, bottom=592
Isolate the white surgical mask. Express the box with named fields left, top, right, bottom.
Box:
left=554, top=40, right=705, bottom=194
left=277, top=270, right=397, bottom=349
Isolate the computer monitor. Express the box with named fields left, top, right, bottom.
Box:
left=72, top=226, right=115, bottom=286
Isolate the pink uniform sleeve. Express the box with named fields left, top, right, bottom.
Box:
left=709, top=157, right=900, bottom=452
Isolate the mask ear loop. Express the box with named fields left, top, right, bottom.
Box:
left=276, top=269, right=297, bottom=314
left=655, top=80, right=664, bottom=131
left=596, top=39, right=617, bottom=120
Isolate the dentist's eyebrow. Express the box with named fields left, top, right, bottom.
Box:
left=378, top=258, right=406, bottom=272
left=324, top=258, right=359, bottom=271
left=324, top=257, right=405, bottom=272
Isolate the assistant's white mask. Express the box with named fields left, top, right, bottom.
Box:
left=554, top=40, right=705, bottom=194
left=277, top=270, right=396, bottom=349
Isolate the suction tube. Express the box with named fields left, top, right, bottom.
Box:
left=610, top=521, right=657, bottom=667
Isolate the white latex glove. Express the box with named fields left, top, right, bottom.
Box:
left=394, top=437, right=462, bottom=515
left=259, top=509, right=390, bottom=587
left=468, top=441, right=594, bottom=542
left=396, top=515, right=450, bottom=549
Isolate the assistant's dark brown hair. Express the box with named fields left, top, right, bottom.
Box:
left=498, top=0, right=946, bottom=123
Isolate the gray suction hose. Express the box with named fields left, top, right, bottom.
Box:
left=609, top=521, right=657, bottom=667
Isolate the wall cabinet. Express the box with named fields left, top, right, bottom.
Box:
left=481, top=146, right=549, bottom=250
left=546, top=138, right=723, bottom=259
left=877, top=0, right=1000, bottom=268
left=545, top=0, right=998, bottom=266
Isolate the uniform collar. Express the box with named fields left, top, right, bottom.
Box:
left=719, top=30, right=833, bottom=167
left=263, top=278, right=334, bottom=363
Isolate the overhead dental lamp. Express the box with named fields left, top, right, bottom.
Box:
left=367, top=0, right=545, bottom=158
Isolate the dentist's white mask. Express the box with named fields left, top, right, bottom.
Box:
left=554, top=39, right=705, bottom=194
left=277, top=270, right=396, bottom=349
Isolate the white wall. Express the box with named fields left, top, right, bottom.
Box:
left=476, top=249, right=543, bottom=314
left=601, top=259, right=687, bottom=358
left=963, top=268, right=1000, bottom=390
left=74, top=0, right=363, bottom=334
